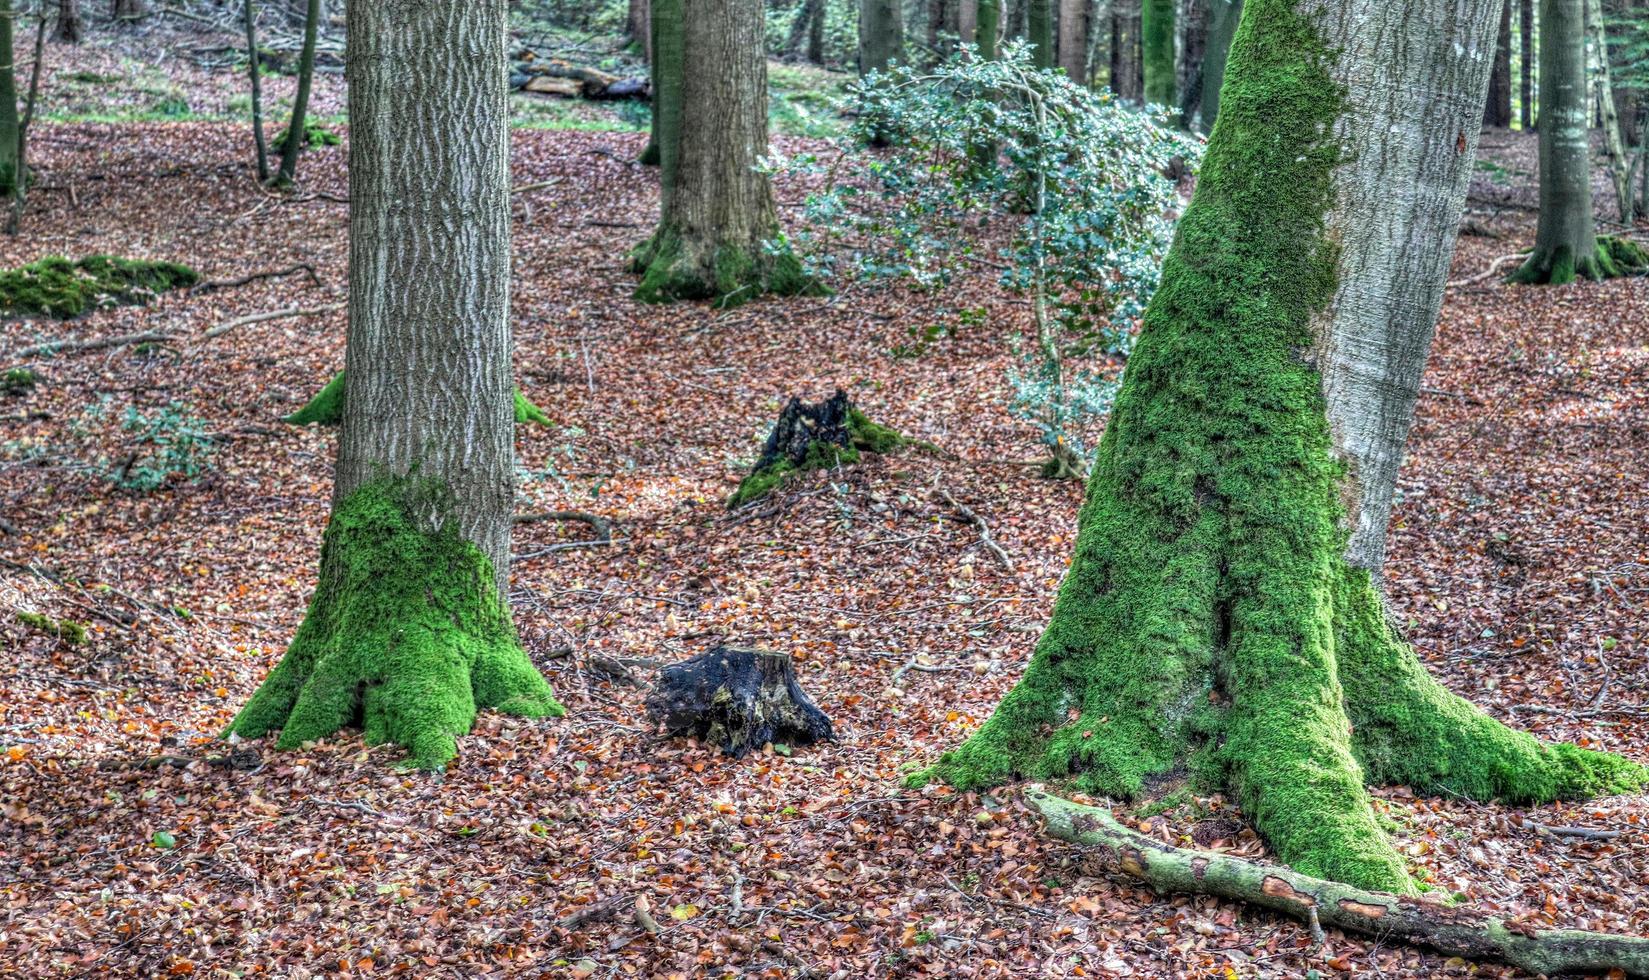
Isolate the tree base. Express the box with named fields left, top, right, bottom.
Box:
left=283, top=371, right=551, bottom=427
left=729, top=389, right=908, bottom=507
left=227, top=479, right=563, bottom=769
left=629, top=225, right=822, bottom=308
left=646, top=645, right=832, bottom=756
left=1507, top=235, right=1648, bottom=285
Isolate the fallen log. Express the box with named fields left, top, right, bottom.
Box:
left=511, top=57, right=647, bottom=100
left=1028, top=789, right=1649, bottom=978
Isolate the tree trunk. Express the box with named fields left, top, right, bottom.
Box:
left=638, top=0, right=680, bottom=166
left=55, top=0, right=83, bottom=43
left=273, top=0, right=320, bottom=185
left=0, top=0, right=19, bottom=199
left=786, top=0, right=824, bottom=61
left=1511, top=0, right=1615, bottom=281
left=112, top=0, right=142, bottom=21
left=859, top=0, right=903, bottom=74
left=1519, top=0, right=1533, bottom=128
left=1056, top=0, right=1090, bottom=83
left=1141, top=0, right=1175, bottom=106
left=915, top=0, right=1646, bottom=894
left=1109, top=0, right=1142, bottom=101
left=627, top=0, right=650, bottom=60
left=228, top=0, right=562, bottom=770
left=1199, top=0, right=1240, bottom=132
left=976, top=0, right=1000, bottom=57
left=1588, top=0, right=1636, bottom=220
left=957, top=0, right=976, bottom=47
left=1024, top=0, right=1052, bottom=66
left=1173, top=0, right=1205, bottom=124
left=243, top=0, right=270, bottom=183
left=1484, top=0, right=1513, bottom=126
left=631, top=0, right=809, bottom=306
left=808, top=0, right=825, bottom=63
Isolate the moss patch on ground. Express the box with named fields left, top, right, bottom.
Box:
left=0, top=256, right=198, bottom=319
left=283, top=371, right=551, bottom=427
left=631, top=227, right=823, bottom=309
left=17, top=611, right=88, bottom=644
left=728, top=408, right=906, bottom=508
left=226, top=478, right=563, bottom=769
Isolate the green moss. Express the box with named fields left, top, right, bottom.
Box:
left=2, top=367, right=39, bottom=396
left=284, top=372, right=551, bottom=428
left=1508, top=235, right=1648, bottom=285
left=17, top=611, right=88, bottom=644
left=227, top=478, right=563, bottom=769
left=273, top=119, right=342, bottom=151
left=631, top=226, right=824, bottom=309
left=0, top=255, right=198, bottom=319
left=906, top=1, right=1640, bottom=895
left=728, top=409, right=907, bottom=508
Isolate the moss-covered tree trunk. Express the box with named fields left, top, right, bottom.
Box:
left=1512, top=0, right=1612, bottom=282
left=631, top=0, right=807, bottom=306
left=638, top=0, right=681, bottom=166
left=273, top=0, right=320, bottom=185
left=919, top=0, right=1646, bottom=893
left=0, top=0, right=19, bottom=199
left=1140, top=0, right=1175, bottom=106
left=229, top=0, right=562, bottom=770
left=1198, top=0, right=1239, bottom=132
left=1056, top=0, right=1090, bottom=83
left=1485, top=0, right=1513, bottom=126
left=1026, top=0, right=1053, bottom=68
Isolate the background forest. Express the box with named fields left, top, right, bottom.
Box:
left=1, top=0, right=1648, bottom=977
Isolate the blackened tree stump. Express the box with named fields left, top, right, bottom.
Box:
left=646, top=646, right=833, bottom=757
left=728, top=389, right=906, bottom=507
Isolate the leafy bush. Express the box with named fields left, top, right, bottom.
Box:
left=772, top=43, right=1201, bottom=470
left=103, top=403, right=216, bottom=492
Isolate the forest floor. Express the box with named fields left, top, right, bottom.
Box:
left=4, top=28, right=1649, bottom=980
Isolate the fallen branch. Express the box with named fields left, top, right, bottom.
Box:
left=1446, top=253, right=1527, bottom=288
left=514, top=509, right=613, bottom=541
left=1029, top=789, right=1649, bottom=978
left=11, top=330, right=173, bottom=360
left=936, top=487, right=1014, bottom=571
left=512, top=178, right=564, bottom=196
left=188, top=262, right=320, bottom=296
left=201, top=302, right=344, bottom=340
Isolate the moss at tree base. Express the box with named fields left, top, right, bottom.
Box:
left=729, top=407, right=908, bottom=508
left=283, top=371, right=552, bottom=427
left=630, top=225, right=823, bottom=309
left=227, top=478, right=563, bottom=769
left=1508, top=235, right=1649, bottom=285
left=1, top=255, right=198, bottom=319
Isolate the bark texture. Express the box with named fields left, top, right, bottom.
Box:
left=1026, top=0, right=1053, bottom=68
left=647, top=646, right=833, bottom=757
left=1511, top=0, right=1615, bottom=282
left=1031, top=791, right=1649, bottom=978
left=1485, top=0, right=1513, bottom=126
left=1199, top=0, right=1240, bottom=131
left=915, top=0, right=1646, bottom=893
left=632, top=0, right=811, bottom=306
left=638, top=0, right=681, bottom=167
left=859, top=0, right=903, bottom=75
left=242, top=0, right=270, bottom=183
left=1108, top=0, right=1142, bottom=101
left=1056, top=0, right=1090, bottom=83
left=1519, top=0, right=1533, bottom=128
left=1141, top=0, right=1175, bottom=106
left=0, top=0, right=17, bottom=198
left=273, top=0, right=320, bottom=185
left=55, top=0, right=83, bottom=43
left=976, top=0, right=1000, bottom=57
left=229, top=0, right=562, bottom=769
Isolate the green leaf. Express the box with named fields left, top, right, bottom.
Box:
left=151, top=830, right=177, bottom=849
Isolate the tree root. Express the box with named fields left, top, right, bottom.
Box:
left=1029, top=790, right=1649, bottom=978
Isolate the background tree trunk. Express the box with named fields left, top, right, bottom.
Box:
left=638, top=0, right=681, bottom=166
left=1140, top=0, right=1174, bottom=105
left=1511, top=0, right=1613, bottom=281
left=55, top=0, right=83, bottom=43
left=958, top=0, right=977, bottom=47
left=1485, top=0, right=1513, bottom=126
left=631, top=0, right=807, bottom=305
left=273, top=0, right=320, bottom=185
left=1108, top=0, right=1142, bottom=101
left=807, top=0, right=824, bottom=63
left=1025, top=0, right=1053, bottom=67
left=1520, top=0, right=1534, bottom=127
left=859, top=0, right=903, bottom=74
left=112, top=0, right=142, bottom=21
left=1056, top=0, right=1090, bottom=83
left=918, top=0, right=1642, bottom=895
left=0, top=0, right=17, bottom=199
left=242, top=0, right=270, bottom=183
left=1199, top=0, right=1240, bottom=131
left=976, top=0, right=1000, bottom=57
left=628, top=0, right=650, bottom=60
left=229, top=0, right=561, bottom=770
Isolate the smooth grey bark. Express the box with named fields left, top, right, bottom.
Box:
left=858, top=0, right=903, bottom=75
left=1056, top=0, right=1090, bottom=82
left=274, top=0, right=321, bottom=185
left=958, top=0, right=978, bottom=46
left=339, top=0, right=516, bottom=577
left=55, top=0, right=83, bottom=43
left=1511, top=0, right=1604, bottom=283
left=628, top=0, right=650, bottom=59
left=1311, top=0, right=1502, bottom=571
left=1199, top=0, right=1239, bottom=131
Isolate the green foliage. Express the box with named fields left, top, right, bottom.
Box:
left=2, top=367, right=40, bottom=396
left=103, top=402, right=216, bottom=492
left=775, top=44, right=1199, bottom=467
left=284, top=372, right=553, bottom=428
left=514, top=390, right=552, bottom=425
left=728, top=408, right=907, bottom=508
left=227, top=478, right=564, bottom=769
left=16, top=611, right=89, bottom=644
left=0, top=255, right=199, bottom=319
left=273, top=118, right=342, bottom=151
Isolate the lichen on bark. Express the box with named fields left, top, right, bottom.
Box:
left=228, top=478, right=563, bottom=769
left=911, top=0, right=1645, bottom=894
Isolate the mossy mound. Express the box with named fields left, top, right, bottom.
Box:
left=2, top=368, right=40, bottom=397
left=729, top=391, right=908, bottom=508
left=0, top=255, right=199, bottom=319
left=630, top=226, right=824, bottom=309
left=17, top=611, right=88, bottom=644
left=227, top=478, right=564, bottom=769
left=1508, top=234, right=1649, bottom=285
left=273, top=119, right=342, bottom=152
left=284, top=371, right=552, bottom=427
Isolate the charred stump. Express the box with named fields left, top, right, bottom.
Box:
left=729, top=389, right=906, bottom=507
left=646, top=646, right=833, bottom=757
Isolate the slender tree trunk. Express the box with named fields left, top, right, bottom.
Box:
left=1511, top=0, right=1622, bottom=282
left=1519, top=0, right=1534, bottom=127
left=918, top=0, right=1646, bottom=893
left=1141, top=0, right=1175, bottom=106
left=1200, top=0, right=1240, bottom=131
left=1588, top=0, right=1634, bottom=220
left=859, top=0, right=903, bottom=75
left=1056, top=0, right=1090, bottom=83
left=1485, top=0, right=1513, bottom=126
left=243, top=0, right=270, bottom=183
left=0, top=0, right=19, bottom=199
left=786, top=0, right=824, bottom=61
left=4, top=0, right=44, bottom=233
left=638, top=0, right=680, bottom=166
left=1109, top=0, right=1142, bottom=101
left=631, top=0, right=809, bottom=306
left=55, top=0, right=82, bottom=43
left=1025, top=0, right=1053, bottom=67
left=273, top=0, right=320, bottom=185
left=976, top=0, right=1000, bottom=57
left=1173, top=0, right=1205, bottom=124
left=229, top=0, right=562, bottom=770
